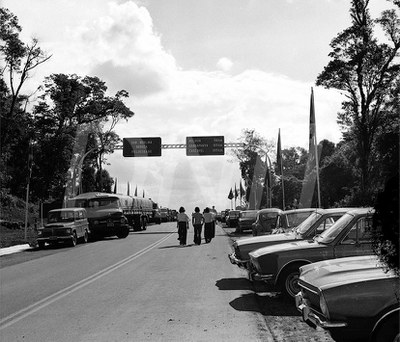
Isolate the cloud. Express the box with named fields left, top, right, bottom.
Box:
left=68, top=1, right=177, bottom=97
left=216, top=57, right=234, bottom=72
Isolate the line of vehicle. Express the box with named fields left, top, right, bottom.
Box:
left=0, top=231, right=175, bottom=330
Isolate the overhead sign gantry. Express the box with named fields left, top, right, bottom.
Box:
left=122, top=136, right=242, bottom=157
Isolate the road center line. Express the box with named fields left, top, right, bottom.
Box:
left=0, top=232, right=174, bottom=330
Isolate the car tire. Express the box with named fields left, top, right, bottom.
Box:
left=38, top=241, right=45, bottom=249
left=82, top=230, right=89, bottom=243
left=372, top=312, right=400, bottom=342
left=70, top=232, right=77, bottom=247
left=279, top=264, right=303, bottom=298
left=117, top=227, right=129, bottom=239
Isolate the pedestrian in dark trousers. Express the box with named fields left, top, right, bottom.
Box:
left=177, top=206, right=190, bottom=246
left=203, top=207, right=214, bottom=243
left=192, top=207, right=204, bottom=245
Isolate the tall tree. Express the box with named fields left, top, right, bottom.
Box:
left=32, top=74, right=134, bottom=200
left=232, top=129, right=273, bottom=209
left=0, top=8, right=51, bottom=148
left=316, top=0, right=400, bottom=204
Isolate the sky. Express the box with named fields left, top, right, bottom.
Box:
left=1, top=0, right=391, bottom=212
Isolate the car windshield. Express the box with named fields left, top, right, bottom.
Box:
left=295, top=212, right=323, bottom=234
left=286, top=211, right=313, bottom=228
left=315, top=213, right=355, bottom=244
left=241, top=211, right=257, bottom=219
left=88, top=198, right=119, bottom=209
left=48, top=211, right=74, bottom=223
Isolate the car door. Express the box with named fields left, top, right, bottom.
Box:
left=333, top=215, right=374, bottom=258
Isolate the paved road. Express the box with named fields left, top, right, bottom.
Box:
left=0, top=222, right=333, bottom=342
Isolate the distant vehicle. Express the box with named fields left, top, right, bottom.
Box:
left=170, top=209, right=178, bottom=221
left=251, top=208, right=282, bottom=236
left=226, top=210, right=240, bottom=228
left=37, top=208, right=90, bottom=248
left=220, top=211, right=227, bottom=223
left=248, top=207, right=375, bottom=298
left=160, top=208, right=170, bottom=222
left=229, top=208, right=351, bottom=269
left=67, top=192, right=153, bottom=238
left=296, top=255, right=399, bottom=342
left=236, top=210, right=258, bottom=233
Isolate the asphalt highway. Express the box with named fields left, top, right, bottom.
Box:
left=0, top=222, right=333, bottom=342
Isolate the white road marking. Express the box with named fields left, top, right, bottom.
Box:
left=0, top=232, right=174, bottom=329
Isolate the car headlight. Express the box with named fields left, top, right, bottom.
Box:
left=120, top=217, right=126, bottom=224
left=65, top=228, right=72, bottom=234
left=319, top=292, right=330, bottom=319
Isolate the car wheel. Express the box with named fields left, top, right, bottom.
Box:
left=279, top=264, right=302, bottom=298
left=116, top=227, right=129, bottom=239
left=372, top=312, right=400, bottom=342
left=82, top=230, right=89, bottom=243
left=38, top=241, right=45, bottom=249
left=70, top=232, right=77, bottom=247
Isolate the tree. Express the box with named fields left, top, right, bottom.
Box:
left=0, top=8, right=51, bottom=148
left=31, top=74, right=134, bottom=199
left=232, top=129, right=274, bottom=209
left=316, top=0, right=400, bottom=203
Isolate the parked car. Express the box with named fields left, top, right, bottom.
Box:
left=226, top=210, right=240, bottom=228
left=37, top=208, right=90, bottom=248
left=229, top=208, right=350, bottom=269
left=251, top=208, right=282, bottom=236
left=248, top=207, right=375, bottom=298
left=236, top=210, right=258, bottom=233
left=273, top=208, right=316, bottom=233
left=295, top=255, right=399, bottom=342
left=160, top=208, right=170, bottom=222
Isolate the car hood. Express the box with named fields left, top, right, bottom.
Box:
left=299, top=255, right=397, bottom=291
left=236, top=232, right=296, bottom=247
left=44, top=222, right=74, bottom=228
left=249, top=239, right=320, bottom=258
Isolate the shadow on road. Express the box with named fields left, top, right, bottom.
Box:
left=216, top=277, right=300, bottom=318
left=215, top=277, right=254, bottom=291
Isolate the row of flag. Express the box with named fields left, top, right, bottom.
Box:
left=227, top=87, right=321, bottom=209
left=227, top=182, right=245, bottom=200
left=113, top=179, right=146, bottom=198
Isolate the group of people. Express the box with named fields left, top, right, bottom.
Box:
left=176, top=206, right=216, bottom=246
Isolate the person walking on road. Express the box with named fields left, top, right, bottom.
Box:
left=177, top=206, right=190, bottom=246
left=203, top=207, right=214, bottom=243
left=192, top=207, right=204, bottom=245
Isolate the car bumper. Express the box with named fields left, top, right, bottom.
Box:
left=295, top=292, right=347, bottom=329
left=228, top=253, right=248, bottom=269
left=37, top=236, right=73, bottom=243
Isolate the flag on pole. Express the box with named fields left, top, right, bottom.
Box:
left=134, top=185, right=138, bottom=197
left=300, top=87, right=321, bottom=208
left=127, top=182, right=130, bottom=196
left=143, top=190, right=145, bottom=198
left=239, top=182, right=245, bottom=198
left=228, top=188, right=234, bottom=200
left=234, top=184, right=238, bottom=199
left=113, top=178, right=117, bottom=194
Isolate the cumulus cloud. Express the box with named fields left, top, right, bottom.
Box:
left=69, top=1, right=177, bottom=97
left=216, top=57, right=234, bottom=72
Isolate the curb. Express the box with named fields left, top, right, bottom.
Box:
left=0, top=244, right=32, bottom=256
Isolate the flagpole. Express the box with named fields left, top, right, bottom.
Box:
left=277, top=129, right=286, bottom=209
left=311, top=88, right=321, bottom=208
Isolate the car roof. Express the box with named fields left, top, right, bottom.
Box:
left=257, top=208, right=282, bottom=214
left=281, top=208, right=317, bottom=214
